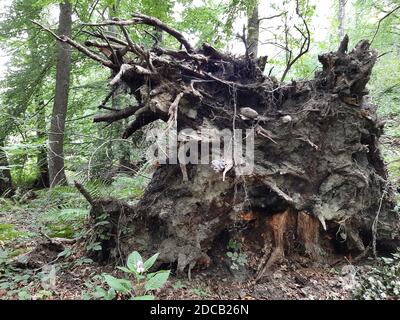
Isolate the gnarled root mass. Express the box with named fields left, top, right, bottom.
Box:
left=42, top=14, right=400, bottom=277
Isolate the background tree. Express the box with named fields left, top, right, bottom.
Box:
left=337, top=0, right=346, bottom=39
left=48, top=0, right=72, bottom=187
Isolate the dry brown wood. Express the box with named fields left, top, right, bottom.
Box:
left=94, top=105, right=142, bottom=124
left=122, top=111, right=161, bottom=139
left=74, top=180, right=94, bottom=205
left=31, top=20, right=116, bottom=69
left=83, top=14, right=194, bottom=53
left=256, top=210, right=289, bottom=281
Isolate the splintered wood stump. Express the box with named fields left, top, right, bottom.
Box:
left=297, top=211, right=322, bottom=259
left=256, top=210, right=289, bottom=281
left=53, top=15, right=400, bottom=275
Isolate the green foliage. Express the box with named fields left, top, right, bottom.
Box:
left=353, top=251, right=400, bottom=300
left=0, top=248, right=36, bottom=299
left=227, top=239, right=241, bottom=251
left=108, top=175, right=147, bottom=199
left=226, top=240, right=247, bottom=270
left=172, top=279, right=186, bottom=290
left=40, top=207, right=88, bottom=238
left=85, top=250, right=170, bottom=300
left=0, top=224, right=32, bottom=243
left=177, top=1, right=229, bottom=49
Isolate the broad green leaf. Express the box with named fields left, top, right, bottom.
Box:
left=145, top=270, right=170, bottom=291
left=127, top=251, right=142, bottom=273
left=117, top=266, right=133, bottom=274
left=144, top=253, right=159, bottom=271
left=103, top=274, right=132, bottom=294
left=131, top=295, right=155, bottom=300
left=93, top=286, right=107, bottom=298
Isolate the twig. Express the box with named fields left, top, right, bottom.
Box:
left=119, top=25, right=145, bottom=58
left=99, top=87, right=118, bottom=108
left=83, top=14, right=194, bottom=53
left=371, top=5, right=400, bottom=44
left=74, top=180, right=94, bottom=205
left=97, top=27, right=120, bottom=65
left=280, top=0, right=310, bottom=82
left=165, top=92, right=184, bottom=131
left=94, top=105, right=141, bottom=123
left=372, top=188, right=388, bottom=258
left=31, top=20, right=116, bottom=69
left=258, top=12, right=286, bottom=22
left=83, top=30, right=128, bottom=47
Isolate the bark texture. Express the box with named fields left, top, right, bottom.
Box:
left=48, top=0, right=72, bottom=187
left=247, top=5, right=259, bottom=57
left=338, top=0, right=346, bottom=40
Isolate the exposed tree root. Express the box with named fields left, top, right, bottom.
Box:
left=35, top=15, right=400, bottom=276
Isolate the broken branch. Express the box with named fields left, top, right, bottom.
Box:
left=32, top=20, right=116, bottom=69
left=94, top=105, right=142, bottom=124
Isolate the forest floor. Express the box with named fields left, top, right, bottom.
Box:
left=0, top=174, right=375, bottom=300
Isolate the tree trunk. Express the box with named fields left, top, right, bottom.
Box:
left=59, top=16, right=398, bottom=277
left=247, top=5, right=259, bottom=57
left=0, top=139, right=13, bottom=196
left=338, top=0, right=346, bottom=40
left=48, top=0, right=72, bottom=188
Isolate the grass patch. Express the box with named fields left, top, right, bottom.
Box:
left=0, top=224, right=32, bottom=243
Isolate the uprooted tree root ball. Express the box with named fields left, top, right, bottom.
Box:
left=39, top=14, right=399, bottom=279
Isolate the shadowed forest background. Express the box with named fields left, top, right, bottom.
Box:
left=0, top=0, right=399, bottom=300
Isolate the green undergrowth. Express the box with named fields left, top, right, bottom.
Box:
left=0, top=224, right=32, bottom=243
left=40, top=207, right=89, bottom=239
left=0, top=174, right=148, bottom=241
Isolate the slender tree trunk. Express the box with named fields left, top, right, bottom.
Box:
left=48, top=1, right=72, bottom=187
left=0, top=139, right=13, bottom=196
left=338, top=0, right=346, bottom=39
left=34, top=99, right=50, bottom=188
left=247, top=4, right=259, bottom=57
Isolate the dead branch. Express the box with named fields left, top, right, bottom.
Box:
left=338, top=34, right=349, bottom=54
left=98, top=88, right=118, bottom=108
left=119, top=25, right=147, bottom=59
left=31, top=20, right=116, bottom=69
left=83, top=30, right=128, bottom=47
left=109, top=63, right=153, bottom=86
left=237, top=25, right=250, bottom=58
left=84, top=39, right=125, bottom=51
left=94, top=105, right=142, bottom=124
left=84, top=14, right=194, bottom=53
left=98, top=27, right=120, bottom=65
left=258, top=12, right=286, bottom=22
left=371, top=5, right=400, bottom=44
left=166, top=92, right=184, bottom=131
left=122, top=111, right=161, bottom=139
left=74, top=180, right=94, bottom=205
